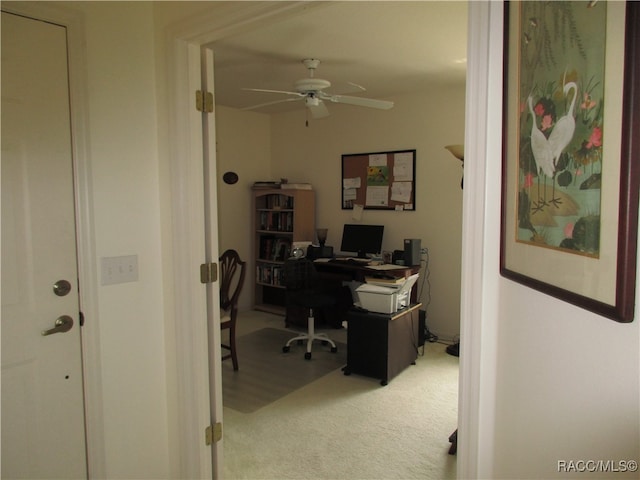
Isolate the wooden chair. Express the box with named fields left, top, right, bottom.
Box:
left=219, top=249, right=246, bottom=370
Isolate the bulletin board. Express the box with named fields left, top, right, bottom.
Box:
left=341, top=149, right=416, bottom=210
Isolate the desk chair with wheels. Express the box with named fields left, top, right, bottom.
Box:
left=219, top=249, right=246, bottom=371
left=281, top=256, right=338, bottom=360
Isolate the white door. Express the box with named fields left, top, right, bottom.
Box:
left=1, top=11, right=88, bottom=479
left=200, top=47, right=224, bottom=478
left=168, top=42, right=222, bottom=478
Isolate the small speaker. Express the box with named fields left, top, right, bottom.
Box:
left=404, top=239, right=421, bottom=266
left=392, top=249, right=405, bottom=264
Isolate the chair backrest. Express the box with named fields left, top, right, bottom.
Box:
left=282, top=257, right=318, bottom=291
left=219, top=249, right=246, bottom=311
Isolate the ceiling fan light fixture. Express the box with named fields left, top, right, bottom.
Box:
left=294, top=78, right=331, bottom=92
left=305, top=96, right=320, bottom=107
left=242, top=58, right=394, bottom=117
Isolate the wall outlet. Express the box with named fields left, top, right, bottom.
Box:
left=101, top=255, right=139, bottom=285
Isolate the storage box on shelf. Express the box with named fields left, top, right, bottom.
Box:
left=252, top=187, right=315, bottom=315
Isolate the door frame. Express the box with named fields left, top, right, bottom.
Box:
left=165, top=1, right=490, bottom=478
left=1, top=2, right=105, bottom=478
left=457, top=2, right=503, bottom=478
left=164, top=4, right=330, bottom=477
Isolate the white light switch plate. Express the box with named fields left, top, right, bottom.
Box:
left=101, top=255, right=139, bottom=285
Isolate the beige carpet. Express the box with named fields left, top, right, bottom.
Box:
left=222, top=327, right=347, bottom=413
left=222, top=313, right=459, bottom=480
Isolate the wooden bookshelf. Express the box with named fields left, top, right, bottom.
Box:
left=252, top=187, right=315, bottom=314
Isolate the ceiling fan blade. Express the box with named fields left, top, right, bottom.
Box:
left=322, top=93, right=394, bottom=110
left=241, top=96, right=303, bottom=111
left=242, top=88, right=303, bottom=97
left=346, top=82, right=366, bottom=93
left=307, top=100, right=329, bottom=119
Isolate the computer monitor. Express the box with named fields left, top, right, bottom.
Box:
left=340, top=224, right=384, bottom=258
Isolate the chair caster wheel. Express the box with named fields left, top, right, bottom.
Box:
left=331, top=346, right=338, bottom=353
left=304, top=352, right=312, bottom=360
left=282, top=346, right=290, bottom=353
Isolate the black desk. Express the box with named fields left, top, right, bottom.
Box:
left=314, top=259, right=419, bottom=284
left=284, top=261, right=419, bottom=328
left=343, top=303, right=422, bottom=385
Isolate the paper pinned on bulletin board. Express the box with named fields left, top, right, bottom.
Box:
left=351, top=204, right=364, bottom=221
left=390, top=182, right=412, bottom=202
left=342, top=177, right=360, bottom=207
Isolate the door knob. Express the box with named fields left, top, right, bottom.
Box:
left=41, top=315, right=74, bottom=336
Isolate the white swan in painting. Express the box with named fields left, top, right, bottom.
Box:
left=548, top=81, right=578, bottom=169
left=527, top=95, right=554, bottom=179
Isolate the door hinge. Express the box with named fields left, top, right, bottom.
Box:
left=205, top=422, right=222, bottom=445
left=196, top=90, right=214, bottom=113
left=200, top=262, right=218, bottom=284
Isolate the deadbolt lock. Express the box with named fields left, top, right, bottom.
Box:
left=53, top=279, right=72, bottom=297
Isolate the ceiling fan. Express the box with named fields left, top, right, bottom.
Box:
left=241, top=58, right=394, bottom=119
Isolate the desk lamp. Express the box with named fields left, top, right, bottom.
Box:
left=308, top=228, right=332, bottom=259
left=316, top=228, right=328, bottom=247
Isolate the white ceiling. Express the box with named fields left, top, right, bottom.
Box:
left=208, top=1, right=468, bottom=115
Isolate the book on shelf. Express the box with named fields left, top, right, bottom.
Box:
left=265, top=195, right=293, bottom=209
left=280, top=182, right=312, bottom=190
left=258, top=211, right=293, bottom=232
left=259, top=236, right=275, bottom=260
left=258, top=235, right=291, bottom=261
left=273, top=238, right=292, bottom=261
left=256, top=263, right=284, bottom=286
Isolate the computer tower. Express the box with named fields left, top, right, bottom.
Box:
left=404, top=239, right=421, bottom=266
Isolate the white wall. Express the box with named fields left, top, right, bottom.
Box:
left=64, top=2, right=172, bottom=478
left=215, top=106, right=271, bottom=312
left=494, top=284, right=640, bottom=479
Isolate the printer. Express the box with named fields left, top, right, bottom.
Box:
left=355, top=273, right=419, bottom=314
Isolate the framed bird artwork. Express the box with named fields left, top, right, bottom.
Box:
left=500, top=0, right=639, bottom=323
